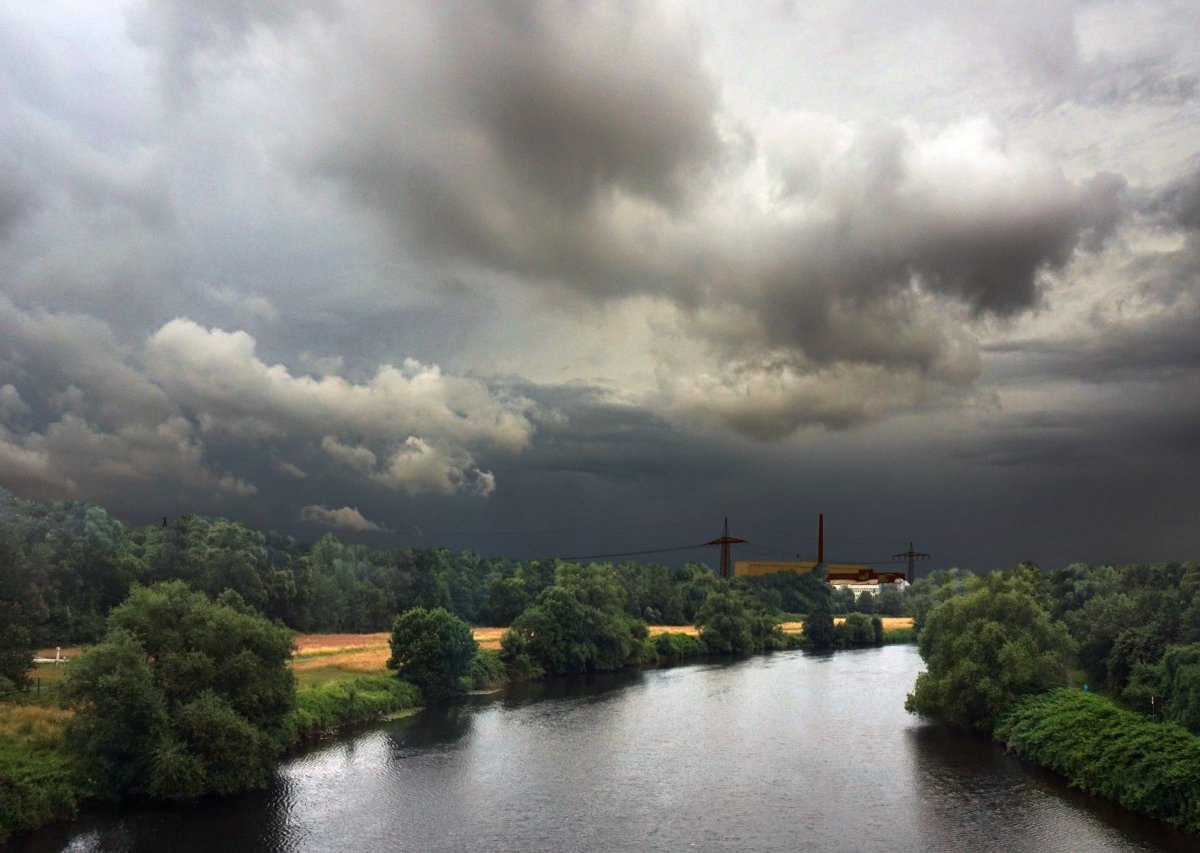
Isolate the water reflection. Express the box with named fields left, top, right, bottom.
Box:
left=907, top=725, right=1197, bottom=852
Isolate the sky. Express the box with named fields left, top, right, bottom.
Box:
left=1, top=0, right=1198, bottom=572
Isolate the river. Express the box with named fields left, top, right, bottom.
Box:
left=12, top=646, right=1197, bottom=852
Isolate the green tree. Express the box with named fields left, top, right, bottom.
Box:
left=853, top=591, right=877, bottom=614
left=62, top=581, right=295, bottom=800
left=387, top=607, right=477, bottom=702
left=905, top=568, right=980, bottom=634
left=905, top=575, right=1075, bottom=732
left=831, top=586, right=856, bottom=614
left=803, top=588, right=838, bottom=650
left=501, top=563, right=647, bottom=676
left=876, top=585, right=904, bottom=616
left=695, top=588, right=754, bottom=654
left=840, top=612, right=876, bottom=645
left=0, top=529, right=33, bottom=692
left=1126, top=643, right=1200, bottom=733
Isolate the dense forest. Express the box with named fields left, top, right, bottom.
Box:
left=0, top=487, right=871, bottom=651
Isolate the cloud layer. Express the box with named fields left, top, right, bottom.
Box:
left=0, top=1, right=1198, bottom=566
left=0, top=299, right=532, bottom=503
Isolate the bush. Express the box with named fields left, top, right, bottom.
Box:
left=288, top=676, right=420, bottom=739
left=881, top=627, right=916, bottom=644
left=839, top=613, right=877, bottom=645
left=467, top=649, right=508, bottom=691
left=696, top=588, right=787, bottom=655
left=387, top=607, right=477, bottom=702
left=996, top=689, right=1200, bottom=833
left=906, top=576, right=1075, bottom=732
left=0, top=734, right=81, bottom=842
left=501, top=564, right=647, bottom=676
left=649, top=632, right=707, bottom=663
left=62, top=581, right=295, bottom=801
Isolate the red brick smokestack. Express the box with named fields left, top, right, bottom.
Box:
left=818, top=513, right=824, bottom=564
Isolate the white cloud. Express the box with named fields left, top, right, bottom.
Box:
left=320, top=435, right=377, bottom=476
left=274, top=459, right=308, bottom=479
left=300, top=503, right=384, bottom=532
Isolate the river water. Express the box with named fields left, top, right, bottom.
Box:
left=13, top=646, right=1197, bottom=852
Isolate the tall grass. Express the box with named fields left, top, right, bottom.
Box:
left=288, top=676, right=420, bottom=741
left=0, top=705, right=84, bottom=842
left=881, top=627, right=916, bottom=644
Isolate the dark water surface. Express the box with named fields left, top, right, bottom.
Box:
left=12, top=646, right=1198, bottom=852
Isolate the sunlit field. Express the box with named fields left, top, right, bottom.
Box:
left=289, top=617, right=915, bottom=685
left=22, top=618, right=916, bottom=692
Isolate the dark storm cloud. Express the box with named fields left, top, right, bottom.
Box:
left=305, top=0, right=719, bottom=297
left=955, top=412, right=1103, bottom=468
left=986, top=311, right=1200, bottom=384
left=1157, top=164, right=1200, bottom=231
left=984, top=232, right=1200, bottom=385
left=293, top=1, right=1133, bottom=434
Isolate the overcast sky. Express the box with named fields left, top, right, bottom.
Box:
left=1, top=0, right=1198, bottom=571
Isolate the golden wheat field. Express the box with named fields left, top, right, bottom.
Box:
left=36, top=617, right=916, bottom=682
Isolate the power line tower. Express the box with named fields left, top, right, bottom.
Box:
left=893, top=542, right=930, bottom=583
left=706, top=517, right=747, bottom=580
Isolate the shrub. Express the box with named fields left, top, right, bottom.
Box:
left=62, top=581, right=295, bottom=801
left=387, top=607, right=477, bottom=702
left=650, top=632, right=707, bottom=663
left=467, top=649, right=508, bottom=691
left=996, top=689, right=1200, bottom=833
left=288, top=676, right=419, bottom=739
left=906, top=577, right=1074, bottom=732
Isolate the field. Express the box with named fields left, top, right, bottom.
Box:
left=291, top=617, right=915, bottom=683
left=28, top=617, right=917, bottom=690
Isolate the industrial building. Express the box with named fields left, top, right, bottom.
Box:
left=732, top=559, right=909, bottom=592
left=729, top=513, right=919, bottom=591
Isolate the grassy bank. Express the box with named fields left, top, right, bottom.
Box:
left=0, top=703, right=86, bottom=842
left=995, top=688, right=1200, bottom=834
left=289, top=675, right=420, bottom=740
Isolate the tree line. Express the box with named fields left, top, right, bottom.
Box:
left=0, top=487, right=905, bottom=694
left=905, top=560, right=1200, bottom=833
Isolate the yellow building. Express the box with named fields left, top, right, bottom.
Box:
left=733, top=560, right=908, bottom=588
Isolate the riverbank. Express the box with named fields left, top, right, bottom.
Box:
left=2, top=616, right=914, bottom=842
left=995, top=689, right=1200, bottom=834
left=13, top=646, right=1190, bottom=852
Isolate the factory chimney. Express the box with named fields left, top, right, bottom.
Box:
left=818, top=513, right=824, bottom=564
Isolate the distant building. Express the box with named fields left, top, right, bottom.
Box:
left=733, top=560, right=909, bottom=594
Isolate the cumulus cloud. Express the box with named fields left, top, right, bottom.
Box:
left=144, top=318, right=531, bottom=493
left=0, top=413, right=252, bottom=502
left=288, top=1, right=1130, bottom=434
left=274, top=459, right=308, bottom=479
left=300, top=503, right=384, bottom=532
left=320, top=436, right=377, bottom=476
left=0, top=385, right=31, bottom=427
left=0, top=300, right=532, bottom=505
